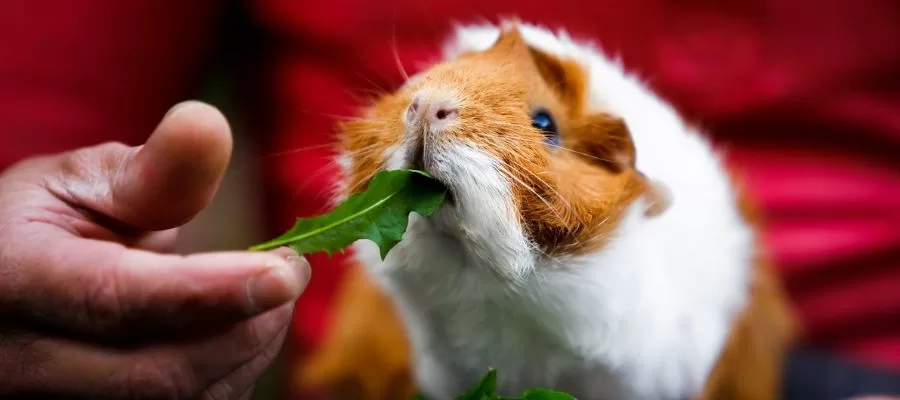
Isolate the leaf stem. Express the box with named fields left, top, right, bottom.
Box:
left=248, top=190, right=403, bottom=252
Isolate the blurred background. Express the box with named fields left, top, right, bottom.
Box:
left=3, top=0, right=899, bottom=399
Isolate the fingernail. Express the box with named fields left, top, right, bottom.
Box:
left=247, top=256, right=308, bottom=313
left=267, top=247, right=311, bottom=291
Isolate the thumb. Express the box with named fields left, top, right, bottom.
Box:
left=53, top=101, right=233, bottom=231
left=112, top=100, right=233, bottom=230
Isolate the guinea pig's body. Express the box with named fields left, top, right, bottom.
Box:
left=300, top=21, right=796, bottom=400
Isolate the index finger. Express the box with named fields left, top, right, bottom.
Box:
left=3, top=230, right=309, bottom=339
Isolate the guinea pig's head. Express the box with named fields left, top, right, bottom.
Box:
left=337, top=25, right=651, bottom=281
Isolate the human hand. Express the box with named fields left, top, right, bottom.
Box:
left=0, top=101, right=310, bottom=400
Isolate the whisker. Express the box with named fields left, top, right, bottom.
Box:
left=294, top=109, right=363, bottom=122
left=496, top=164, right=566, bottom=225
left=465, top=119, right=619, bottom=164
left=515, top=167, right=581, bottom=224
left=352, top=71, right=390, bottom=94
left=490, top=132, right=618, bottom=164
left=531, top=244, right=566, bottom=267
left=260, top=143, right=337, bottom=159
left=282, top=159, right=342, bottom=215
left=345, top=166, right=384, bottom=195
left=390, top=9, right=410, bottom=81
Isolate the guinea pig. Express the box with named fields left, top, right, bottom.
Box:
left=298, top=20, right=798, bottom=400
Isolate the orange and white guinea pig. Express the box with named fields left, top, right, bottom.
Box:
left=299, top=20, right=798, bottom=400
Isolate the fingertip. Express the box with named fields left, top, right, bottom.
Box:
left=267, top=246, right=300, bottom=260
left=289, top=253, right=312, bottom=291
left=246, top=250, right=310, bottom=314
left=267, top=247, right=310, bottom=290
left=152, top=100, right=233, bottom=166
left=164, top=100, right=214, bottom=120
left=166, top=101, right=230, bottom=135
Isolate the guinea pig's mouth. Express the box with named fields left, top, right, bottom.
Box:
left=412, top=165, right=455, bottom=206
left=407, top=147, right=455, bottom=207
left=442, top=187, right=456, bottom=205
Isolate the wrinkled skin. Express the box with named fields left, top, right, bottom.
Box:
left=0, top=101, right=311, bottom=400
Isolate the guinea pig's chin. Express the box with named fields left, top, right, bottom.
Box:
left=414, top=147, right=536, bottom=282
left=427, top=204, right=537, bottom=283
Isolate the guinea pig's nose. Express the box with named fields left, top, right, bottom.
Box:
left=406, top=94, right=459, bottom=130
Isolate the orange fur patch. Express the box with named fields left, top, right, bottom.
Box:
left=296, top=262, right=416, bottom=399
left=697, top=176, right=799, bottom=400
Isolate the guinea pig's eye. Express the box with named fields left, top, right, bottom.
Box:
left=531, top=110, right=560, bottom=146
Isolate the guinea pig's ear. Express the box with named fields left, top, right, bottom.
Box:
left=526, top=47, right=587, bottom=107
left=486, top=23, right=531, bottom=58
left=486, top=24, right=585, bottom=105
left=570, top=112, right=636, bottom=174
left=571, top=114, right=673, bottom=216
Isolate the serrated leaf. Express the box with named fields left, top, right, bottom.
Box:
left=456, top=369, right=499, bottom=400
left=249, top=169, right=446, bottom=259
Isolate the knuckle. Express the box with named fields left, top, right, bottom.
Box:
left=66, top=141, right=131, bottom=167
left=118, top=354, right=200, bottom=400
left=53, top=141, right=132, bottom=201
left=60, top=143, right=113, bottom=177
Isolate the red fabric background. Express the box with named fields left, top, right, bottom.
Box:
left=2, top=0, right=899, bottom=384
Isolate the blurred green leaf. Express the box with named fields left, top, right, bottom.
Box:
left=456, top=369, right=498, bottom=400
left=410, top=369, right=576, bottom=400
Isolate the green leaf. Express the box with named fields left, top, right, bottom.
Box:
left=516, top=388, right=577, bottom=400
left=494, top=388, right=577, bottom=400
left=249, top=169, right=447, bottom=259
left=456, top=369, right=499, bottom=400
left=414, top=370, right=577, bottom=400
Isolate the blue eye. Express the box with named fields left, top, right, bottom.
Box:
left=531, top=110, right=560, bottom=146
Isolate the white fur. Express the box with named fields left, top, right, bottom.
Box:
left=330, top=153, right=352, bottom=201
left=338, top=21, right=752, bottom=400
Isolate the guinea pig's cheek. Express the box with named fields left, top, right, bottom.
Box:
left=440, top=146, right=509, bottom=216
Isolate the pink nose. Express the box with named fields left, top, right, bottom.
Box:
left=406, top=94, right=459, bottom=130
